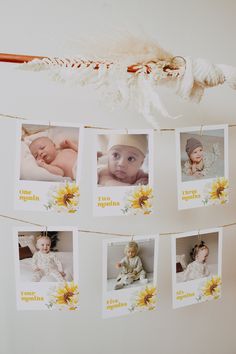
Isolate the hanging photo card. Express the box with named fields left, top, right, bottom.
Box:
left=172, top=228, right=222, bottom=309
left=15, top=121, right=84, bottom=213
left=14, top=227, right=79, bottom=311
left=176, top=125, right=229, bottom=209
left=102, top=235, right=159, bottom=318
left=94, top=129, right=154, bottom=216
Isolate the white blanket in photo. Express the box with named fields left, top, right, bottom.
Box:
left=20, top=251, right=73, bottom=282
left=176, top=263, right=217, bottom=283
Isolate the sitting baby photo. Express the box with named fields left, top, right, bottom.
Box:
left=175, top=232, right=219, bottom=283
left=97, top=133, right=149, bottom=187
left=20, top=124, right=80, bottom=182
left=18, top=230, right=74, bottom=283
left=32, top=235, right=66, bottom=282
left=106, top=238, right=155, bottom=291
left=180, top=129, right=225, bottom=182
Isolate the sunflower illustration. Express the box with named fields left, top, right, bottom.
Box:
left=201, top=276, right=221, bottom=298
left=46, top=182, right=80, bottom=213
left=209, top=178, right=228, bottom=204
left=136, top=286, right=157, bottom=309
left=123, top=186, right=153, bottom=215
left=47, top=282, right=79, bottom=310
left=202, top=177, right=229, bottom=205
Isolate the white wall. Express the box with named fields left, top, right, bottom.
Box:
left=57, top=231, right=73, bottom=252
left=0, top=1, right=236, bottom=354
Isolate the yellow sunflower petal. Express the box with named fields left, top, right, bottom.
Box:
left=54, top=282, right=79, bottom=305
left=202, top=276, right=221, bottom=297
left=209, top=178, right=229, bottom=201
left=136, top=286, right=157, bottom=308
left=128, top=186, right=153, bottom=211
left=53, top=183, right=80, bottom=209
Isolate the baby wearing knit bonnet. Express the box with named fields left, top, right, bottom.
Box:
left=183, top=137, right=220, bottom=178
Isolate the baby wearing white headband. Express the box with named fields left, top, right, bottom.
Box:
left=98, top=134, right=148, bottom=186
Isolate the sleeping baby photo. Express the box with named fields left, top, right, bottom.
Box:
left=20, top=123, right=80, bottom=182
left=18, top=230, right=74, bottom=283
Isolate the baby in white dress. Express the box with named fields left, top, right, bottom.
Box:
left=183, top=241, right=210, bottom=282
left=31, top=236, right=65, bottom=282
left=114, top=241, right=148, bottom=290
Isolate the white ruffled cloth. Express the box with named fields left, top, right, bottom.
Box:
left=182, top=260, right=210, bottom=282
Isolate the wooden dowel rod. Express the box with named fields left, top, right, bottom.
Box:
left=0, top=52, right=175, bottom=75
left=0, top=53, right=47, bottom=63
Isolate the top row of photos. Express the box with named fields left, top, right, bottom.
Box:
left=15, top=122, right=228, bottom=216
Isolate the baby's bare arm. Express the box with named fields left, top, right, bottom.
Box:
left=37, top=160, right=64, bottom=176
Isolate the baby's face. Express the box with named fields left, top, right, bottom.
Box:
left=37, top=237, right=51, bottom=254
left=196, top=247, right=209, bottom=263
left=190, top=146, right=203, bottom=163
left=108, top=145, right=144, bottom=181
left=127, top=247, right=136, bottom=259
left=29, top=137, right=57, bottom=164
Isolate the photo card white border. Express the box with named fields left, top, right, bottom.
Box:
left=176, top=124, right=229, bottom=210
left=171, top=227, right=222, bottom=309
left=102, top=234, right=159, bottom=318
left=94, top=128, right=154, bottom=217
left=14, top=225, right=79, bottom=311
left=14, top=119, right=84, bottom=213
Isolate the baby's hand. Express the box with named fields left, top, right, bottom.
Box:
left=116, top=262, right=122, bottom=269
left=36, top=159, right=46, bottom=167
left=60, top=139, right=71, bottom=149
left=194, top=171, right=204, bottom=178
left=60, top=139, right=74, bottom=149
left=97, top=151, right=103, bottom=161
left=135, top=177, right=148, bottom=185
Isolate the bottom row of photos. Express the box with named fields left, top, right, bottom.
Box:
left=14, top=227, right=222, bottom=316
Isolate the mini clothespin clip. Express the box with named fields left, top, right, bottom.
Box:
left=199, top=125, right=203, bottom=136
left=197, top=230, right=201, bottom=243
left=47, top=121, right=51, bottom=136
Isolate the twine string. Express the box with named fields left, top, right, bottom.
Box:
left=0, top=213, right=235, bottom=237
left=1, top=112, right=236, bottom=131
